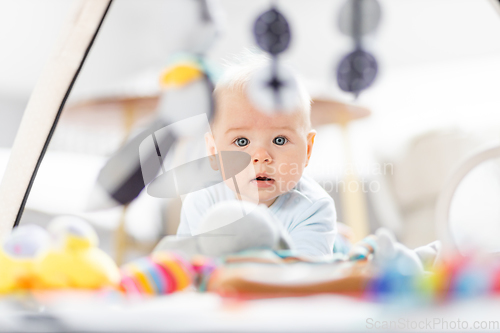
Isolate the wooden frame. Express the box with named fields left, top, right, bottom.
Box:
left=0, top=0, right=113, bottom=239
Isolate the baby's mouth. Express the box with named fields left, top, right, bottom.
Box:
left=255, top=176, right=273, bottom=181
left=250, top=174, right=275, bottom=188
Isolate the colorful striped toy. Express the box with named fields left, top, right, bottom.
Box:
left=365, top=253, right=500, bottom=303
left=191, top=255, right=218, bottom=291
left=120, top=251, right=194, bottom=295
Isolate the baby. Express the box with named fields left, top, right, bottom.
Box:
left=176, top=55, right=337, bottom=257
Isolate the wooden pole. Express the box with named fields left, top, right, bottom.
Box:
left=339, top=114, right=370, bottom=242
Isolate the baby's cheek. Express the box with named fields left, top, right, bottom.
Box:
left=281, top=176, right=300, bottom=192
left=235, top=163, right=256, bottom=181
left=231, top=166, right=259, bottom=197
left=278, top=164, right=303, bottom=190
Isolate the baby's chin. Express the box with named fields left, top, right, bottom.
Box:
left=225, top=184, right=276, bottom=206
left=239, top=184, right=285, bottom=205
left=236, top=192, right=278, bottom=208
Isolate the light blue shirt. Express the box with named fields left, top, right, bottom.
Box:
left=177, top=174, right=337, bottom=257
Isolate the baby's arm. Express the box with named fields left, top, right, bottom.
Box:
left=288, top=198, right=337, bottom=257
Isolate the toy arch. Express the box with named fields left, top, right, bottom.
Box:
left=435, top=145, right=500, bottom=255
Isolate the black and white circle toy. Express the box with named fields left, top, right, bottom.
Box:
left=253, top=8, right=291, bottom=55
left=247, top=62, right=302, bottom=114
left=337, top=49, right=378, bottom=94
left=249, top=7, right=301, bottom=113
left=335, top=0, right=381, bottom=96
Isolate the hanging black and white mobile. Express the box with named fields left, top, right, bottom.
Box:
left=247, top=5, right=302, bottom=114
left=336, top=0, right=381, bottom=98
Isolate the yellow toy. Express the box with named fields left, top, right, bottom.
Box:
left=0, top=225, right=50, bottom=293
left=35, top=216, right=120, bottom=290
left=160, top=61, right=204, bottom=88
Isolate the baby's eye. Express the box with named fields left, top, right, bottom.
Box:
left=273, top=136, right=288, bottom=146
left=234, top=137, right=250, bottom=147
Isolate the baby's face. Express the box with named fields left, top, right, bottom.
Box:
left=207, top=89, right=315, bottom=207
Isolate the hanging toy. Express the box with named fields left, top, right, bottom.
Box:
left=160, top=61, right=204, bottom=88
left=181, top=0, right=224, bottom=55
left=157, top=0, right=223, bottom=126
left=134, top=0, right=228, bottom=210
left=140, top=0, right=223, bottom=190
left=247, top=5, right=302, bottom=114
left=253, top=7, right=290, bottom=55
left=86, top=0, right=224, bottom=211
left=157, top=56, right=216, bottom=130
left=336, top=0, right=381, bottom=97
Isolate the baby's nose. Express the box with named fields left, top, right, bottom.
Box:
left=253, top=157, right=270, bottom=163
left=252, top=148, right=272, bottom=164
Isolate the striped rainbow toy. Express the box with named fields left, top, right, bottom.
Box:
left=120, top=251, right=194, bottom=295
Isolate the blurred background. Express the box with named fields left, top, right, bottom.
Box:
left=1, top=0, right=500, bottom=261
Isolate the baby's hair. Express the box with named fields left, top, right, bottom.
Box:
left=213, top=49, right=312, bottom=127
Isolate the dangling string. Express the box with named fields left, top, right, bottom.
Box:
left=352, top=0, right=363, bottom=48
left=269, top=56, right=283, bottom=110
left=336, top=0, right=381, bottom=99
